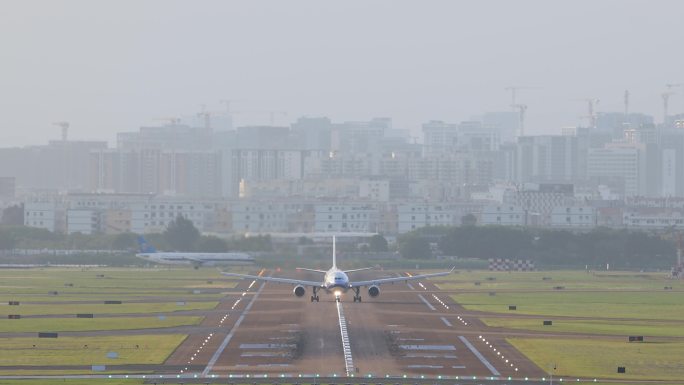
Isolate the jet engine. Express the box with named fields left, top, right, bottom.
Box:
left=293, top=285, right=306, bottom=297
left=368, top=285, right=380, bottom=297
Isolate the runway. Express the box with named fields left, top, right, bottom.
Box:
left=0, top=268, right=549, bottom=380
left=165, top=269, right=546, bottom=379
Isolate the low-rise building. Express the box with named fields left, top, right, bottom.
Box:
left=550, top=206, right=596, bottom=228
left=480, top=205, right=526, bottom=226
left=623, top=209, right=684, bottom=230
left=314, top=203, right=378, bottom=233
left=24, top=201, right=66, bottom=233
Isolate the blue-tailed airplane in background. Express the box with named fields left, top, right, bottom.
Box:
left=222, top=236, right=454, bottom=302
left=136, top=236, right=254, bottom=268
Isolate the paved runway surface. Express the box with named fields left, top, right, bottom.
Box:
left=0, top=268, right=555, bottom=380
left=163, top=269, right=547, bottom=379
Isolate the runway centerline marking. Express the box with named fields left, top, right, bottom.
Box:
left=201, top=280, right=266, bottom=377
left=336, top=300, right=354, bottom=376
left=458, top=335, right=500, bottom=376
left=440, top=316, right=453, bottom=327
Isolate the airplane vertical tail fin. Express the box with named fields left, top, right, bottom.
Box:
left=332, top=235, right=337, bottom=269
left=137, top=236, right=157, bottom=253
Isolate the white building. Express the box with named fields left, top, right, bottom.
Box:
left=129, top=200, right=219, bottom=234
left=550, top=206, right=596, bottom=228
left=397, top=204, right=459, bottom=233
left=24, top=202, right=64, bottom=232
left=623, top=209, right=684, bottom=230
left=231, top=201, right=311, bottom=234
left=480, top=205, right=525, bottom=226
left=67, top=209, right=101, bottom=234
left=314, top=204, right=378, bottom=233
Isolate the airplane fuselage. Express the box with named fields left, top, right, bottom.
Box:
left=323, top=268, right=351, bottom=293
left=136, top=252, right=252, bottom=265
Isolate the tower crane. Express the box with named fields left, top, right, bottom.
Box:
left=219, top=99, right=244, bottom=114
left=504, top=86, right=539, bottom=106
left=573, top=98, right=600, bottom=128
left=666, top=83, right=683, bottom=91
left=662, top=92, right=676, bottom=124
left=666, top=83, right=683, bottom=118
left=52, top=121, right=69, bottom=141
left=511, top=104, right=528, bottom=137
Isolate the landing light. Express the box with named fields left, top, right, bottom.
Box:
left=334, top=290, right=342, bottom=297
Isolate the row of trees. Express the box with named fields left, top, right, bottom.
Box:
left=398, top=225, right=677, bottom=268
left=0, top=216, right=273, bottom=253
left=2, top=211, right=677, bottom=268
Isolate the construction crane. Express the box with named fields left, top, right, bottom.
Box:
left=196, top=104, right=214, bottom=131
left=662, top=92, right=676, bottom=124
left=219, top=99, right=244, bottom=114
left=511, top=104, right=528, bottom=136
left=504, top=86, right=539, bottom=106
left=666, top=84, right=683, bottom=117
left=573, top=98, right=600, bottom=128
left=624, top=90, right=630, bottom=116
left=52, top=121, right=69, bottom=141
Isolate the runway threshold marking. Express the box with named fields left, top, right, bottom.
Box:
left=336, top=300, right=355, bottom=376
left=202, top=279, right=265, bottom=377
left=458, top=335, right=500, bottom=376
left=417, top=294, right=436, bottom=311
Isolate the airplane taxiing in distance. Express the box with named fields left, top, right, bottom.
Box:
left=222, top=236, right=454, bottom=302
left=136, top=236, right=254, bottom=267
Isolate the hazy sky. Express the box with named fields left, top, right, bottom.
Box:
left=1, top=0, right=683, bottom=147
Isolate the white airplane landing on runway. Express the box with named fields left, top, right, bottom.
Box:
left=222, top=236, right=454, bottom=302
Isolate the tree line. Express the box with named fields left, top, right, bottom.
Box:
left=398, top=225, right=677, bottom=269
left=0, top=216, right=272, bottom=253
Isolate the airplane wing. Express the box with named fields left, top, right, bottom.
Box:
left=349, top=268, right=454, bottom=287
left=295, top=267, right=328, bottom=274
left=221, top=272, right=322, bottom=287
left=342, top=267, right=375, bottom=274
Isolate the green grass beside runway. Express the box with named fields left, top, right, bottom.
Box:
left=0, top=380, right=144, bottom=385
left=0, top=316, right=202, bottom=333
left=0, top=335, right=186, bottom=366
left=451, top=291, right=684, bottom=320
left=509, top=338, right=684, bottom=381
left=436, top=270, right=683, bottom=291
left=441, top=269, right=684, bottom=381
left=482, top=317, right=684, bottom=337
left=0, top=268, right=238, bottom=295
left=0, top=301, right=218, bottom=316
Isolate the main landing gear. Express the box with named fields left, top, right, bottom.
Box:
left=352, top=287, right=362, bottom=302
left=310, top=287, right=320, bottom=302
